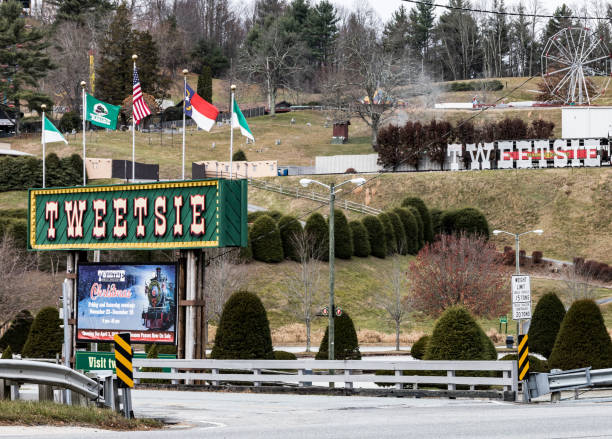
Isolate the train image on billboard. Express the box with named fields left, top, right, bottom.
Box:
left=142, top=267, right=176, bottom=330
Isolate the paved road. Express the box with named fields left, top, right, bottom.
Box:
left=4, top=390, right=612, bottom=439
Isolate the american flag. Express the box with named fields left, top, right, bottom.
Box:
left=132, top=66, right=151, bottom=124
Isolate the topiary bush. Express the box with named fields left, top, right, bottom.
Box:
left=315, top=311, right=361, bottom=360
left=402, top=197, right=433, bottom=243
left=250, top=215, right=284, bottom=263
left=278, top=215, right=302, bottom=261
left=406, top=206, right=424, bottom=250
left=248, top=210, right=282, bottom=223
left=330, top=209, right=353, bottom=259
left=305, top=212, right=329, bottom=261
left=387, top=211, right=407, bottom=255
left=211, top=291, right=274, bottom=359
left=378, top=212, right=396, bottom=255
left=232, top=149, right=247, bottom=161
left=361, top=215, right=386, bottom=258
left=549, top=299, right=612, bottom=370
left=349, top=220, right=371, bottom=257
left=273, top=350, right=297, bottom=360
left=393, top=207, right=418, bottom=254
left=0, top=310, right=33, bottom=354
left=410, top=335, right=429, bottom=359
left=59, top=111, right=81, bottom=133
left=528, top=292, right=566, bottom=358
left=239, top=226, right=254, bottom=263
left=21, top=307, right=63, bottom=358
left=441, top=208, right=489, bottom=239
left=429, top=208, right=444, bottom=237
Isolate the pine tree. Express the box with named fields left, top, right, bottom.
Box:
left=197, top=66, right=213, bottom=103
left=411, top=0, right=435, bottom=69
left=315, top=312, right=361, bottom=360
left=383, top=6, right=410, bottom=57
left=0, top=1, right=54, bottom=135
left=305, top=0, right=338, bottom=66
left=21, top=307, right=63, bottom=359
left=132, top=30, right=167, bottom=99
left=349, top=220, right=371, bottom=257
left=47, top=0, right=114, bottom=24
left=528, top=292, right=566, bottom=359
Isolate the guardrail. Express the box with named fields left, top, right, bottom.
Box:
left=0, top=359, right=101, bottom=400
left=133, top=359, right=518, bottom=398
left=528, top=367, right=612, bottom=400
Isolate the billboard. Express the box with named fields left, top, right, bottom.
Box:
left=76, top=263, right=177, bottom=344
left=28, top=179, right=248, bottom=251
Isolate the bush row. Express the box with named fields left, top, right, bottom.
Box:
left=0, top=153, right=83, bottom=192
left=444, top=80, right=503, bottom=92
left=573, top=257, right=612, bottom=283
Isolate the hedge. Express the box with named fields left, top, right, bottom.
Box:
left=392, top=207, right=418, bottom=254
left=361, top=215, right=386, bottom=258
left=441, top=207, right=489, bottom=239
left=250, top=215, right=284, bottom=263
left=315, top=311, right=361, bottom=360
left=410, top=335, right=429, bottom=359
left=278, top=215, right=302, bottom=261
left=402, top=197, right=434, bottom=243
left=21, top=307, right=63, bottom=358
left=211, top=291, right=274, bottom=359
left=527, top=292, right=566, bottom=358
left=549, top=299, right=612, bottom=370
left=232, top=149, right=247, bottom=161
left=0, top=153, right=83, bottom=192
left=429, top=208, right=444, bottom=237
left=305, top=212, right=329, bottom=261
left=387, top=211, right=407, bottom=255
left=349, top=220, right=371, bottom=257
left=248, top=210, right=282, bottom=223
left=378, top=213, right=396, bottom=255
left=274, top=350, right=297, bottom=360
left=330, top=209, right=353, bottom=259
left=406, top=206, right=424, bottom=250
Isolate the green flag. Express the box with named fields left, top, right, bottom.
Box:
left=231, top=98, right=254, bottom=141
left=42, top=115, right=67, bottom=144
left=85, top=94, right=120, bottom=130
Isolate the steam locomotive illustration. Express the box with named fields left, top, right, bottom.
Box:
left=142, top=267, right=176, bottom=330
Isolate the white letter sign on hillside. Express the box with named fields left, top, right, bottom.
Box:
left=512, top=275, right=531, bottom=320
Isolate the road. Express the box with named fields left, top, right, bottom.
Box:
left=4, top=390, right=612, bottom=438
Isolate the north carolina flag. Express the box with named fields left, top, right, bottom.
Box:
left=185, top=84, right=219, bottom=131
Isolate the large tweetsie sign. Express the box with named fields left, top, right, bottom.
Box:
left=28, top=179, right=248, bottom=251
left=446, top=138, right=611, bottom=170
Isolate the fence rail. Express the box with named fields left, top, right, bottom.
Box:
left=133, top=359, right=518, bottom=396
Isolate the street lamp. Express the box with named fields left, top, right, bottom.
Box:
left=299, top=177, right=365, bottom=361
left=492, top=229, right=543, bottom=275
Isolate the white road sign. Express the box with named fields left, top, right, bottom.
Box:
left=511, top=275, right=531, bottom=320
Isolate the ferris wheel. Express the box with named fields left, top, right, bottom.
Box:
left=541, top=27, right=612, bottom=105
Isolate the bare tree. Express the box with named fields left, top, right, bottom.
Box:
left=559, top=262, right=598, bottom=303
left=376, top=253, right=412, bottom=351
left=204, top=249, right=246, bottom=346
left=281, top=230, right=324, bottom=352
left=0, top=236, right=36, bottom=321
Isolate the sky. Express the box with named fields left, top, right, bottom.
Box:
left=328, top=0, right=589, bottom=22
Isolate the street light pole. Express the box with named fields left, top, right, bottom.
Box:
left=328, top=182, right=335, bottom=362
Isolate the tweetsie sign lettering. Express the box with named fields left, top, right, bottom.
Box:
left=28, top=179, right=248, bottom=251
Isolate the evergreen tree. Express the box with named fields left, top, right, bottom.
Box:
left=378, top=213, right=396, bottom=255
left=47, top=0, right=114, bottom=24
left=250, top=215, right=284, bottom=263
left=21, top=307, right=63, bottom=359
left=0, top=310, right=33, bottom=354
left=197, top=66, right=213, bottom=103
left=315, top=312, right=361, bottom=360
left=542, top=4, right=576, bottom=44
left=402, top=197, right=434, bottom=243
left=382, top=5, right=410, bottom=57
left=407, top=206, right=424, bottom=249
left=330, top=209, right=353, bottom=259
left=190, top=39, right=229, bottom=76
left=349, top=220, right=371, bottom=257
left=0, top=1, right=54, bottom=135
left=528, top=292, right=566, bottom=358
left=362, top=215, right=386, bottom=258
left=305, top=212, right=329, bottom=261
left=132, top=30, right=168, bottom=99
left=387, top=211, right=407, bottom=255
left=278, top=215, right=303, bottom=261
left=393, top=207, right=418, bottom=255
left=232, top=149, right=247, bottom=161
left=211, top=291, right=274, bottom=359
left=305, top=0, right=338, bottom=66
left=410, top=0, right=435, bottom=70
left=1, top=345, right=12, bottom=359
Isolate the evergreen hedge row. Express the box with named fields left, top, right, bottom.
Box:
left=330, top=209, right=353, bottom=259
left=361, top=215, right=386, bottom=258
left=0, top=153, right=83, bottom=191
left=250, top=215, right=284, bottom=263
left=349, top=220, right=371, bottom=257
left=441, top=207, right=490, bottom=239
left=402, top=197, right=433, bottom=243
left=278, top=215, right=302, bottom=261
left=378, top=213, right=396, bottom=255
left=305, top=212, right=329, bottom=261
left=387, top=211, right=407, bottom=255
left=406, top=206, right=424, bottom=250
left=392, top=207, right=418, bottom=255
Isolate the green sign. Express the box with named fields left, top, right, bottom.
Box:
left=85, top=93, right=120, bottom=130
left=500, top=316, right=508, bottom=324
left=28, top=179, right=248, bottom=251
left=75, top=351, right=176, bottom=372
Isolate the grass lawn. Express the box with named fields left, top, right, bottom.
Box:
left=0, top=400, right=162, bottom=430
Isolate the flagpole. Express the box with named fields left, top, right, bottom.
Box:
left=182, top=69, right=188, bottom=180
left=229, top=84, right=235, bottom=179
left=41, top=104, right=46, bottom=188
left=81, top=81, right=86, bottom=186
left=132, top=54, right=137, bottom=183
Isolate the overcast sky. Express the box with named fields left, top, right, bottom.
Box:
left=328, top=0, right=588, bottom=22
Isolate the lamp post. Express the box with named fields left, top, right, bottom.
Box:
left=299, top=177, right=365, bottom=361
left=492, top=228, right=543, bottom=335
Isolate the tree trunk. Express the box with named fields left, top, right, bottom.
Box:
left=306, top=317, right=311, bottom=352
left=370, top=121, right=378, bottom=147
left=14, top=99, right=20, bottom=136
left=395, top=321, right=400, bottom=351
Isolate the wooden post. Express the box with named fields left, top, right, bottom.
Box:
left=177, top=253, right=186, bottom=360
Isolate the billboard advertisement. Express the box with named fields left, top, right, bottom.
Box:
left=76, top=263, right=177, bottom=344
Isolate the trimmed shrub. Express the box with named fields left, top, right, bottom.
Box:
left=378, top=213, right=396, bottom=255
left=410, top=335, right=429, bottom=360
left=503, top=249, right=515, bottom=266
left=500, top=354, right=548, bottom=373
left=387, top=211, right=407, bottom=255
left=1, top=345, right=12, bottom=359
left=532, top=251, right=543, bottom=264
left=315, top=312, right=361, bottom=360
left=248, top=210, right=282, bottom=223
left=407, top=206, right=424, bottom=249
left=305, top=212, right=329, bottom=261
left=402, top=197, right=433, bottom=243
left=429, top=208, right=444, bottom=237
left=0, top=310, right=33, bottom=354
left=239, top=226, right=254, bottom=263
left=362, top=215, right=386, bottom=258
left=211, top=291, right=274, bottom=359
left=278, top=215, right=302, bottom=261
left=549, top=299, right=612, bottom=370
left=528, top=292, right=566, bottom=359
left=392, top=208, right=418, bottom=254
left=274, top=350, right=297, bottom=360
left=250, top=215, right=283, bottom=263
left=424, top=306, right=495, bottom=361
left=21, top=307, right=63, bottom=359
left=232, top=149, right=247, bottom=161
left=441, top=207, right=489, bottom=239
left=59, top=111, right=81, bottom=133
left=330, top=209, right=353, bottom=259
left=349, top=220, right=371, bottom=257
